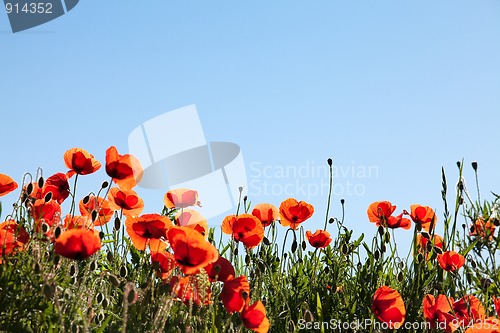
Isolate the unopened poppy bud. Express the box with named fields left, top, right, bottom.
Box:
left=69, top=264, right=77, bottom=277
left=54, top=226, right=62, bottom=239
left=243, top=195, right=247, bottom=202
left=108, top=274, right=120, bottom=287
left=327, top=158, right=332, bottom=166
left=234, top=247, right=238, bottom=256
left=291, top=240, right=298, bottom=253
left=238, top=187, right=243, bottom=193
left=417, top=253, right=424, bottom=263
left=263, top=237, right=271, bottom=246
left=384, top=232, right=390, bottom=243
left=106, top=251, right=113, bottom=262
left=82, top=195, right=90, bottom=205
left=91, top=210, right=98, bottom=222
left=434, top=246, right=443, bottom=254
left=241, top=291, right=248, bottom=300
left=324, top=266, right=330, bottom=274
left=44, top=191, right=52, bottom=203
left=245, top=254, right=251, bottom=265
left=258, top=261, right=266, bottom=272
left=340, top=198, right=345, bottom=205
left=342, top=243, right=349, bottom=255
left=381, top=244, right=386, bottom=253
left=378, top=225, right=385, bottom=236
left=456, top=161, right=461, bottom=168
left=374, top=250, right=380, bottom=260
left=120, top=266, right=128, bottom=278
left=102, top=298, right=109, bottom=309
left=302, top=240, right=307, bottom=251
left=26, top=182, right=34, bottom=195
left=53, top=255, right=60, bottom=266
left=90, top=260, right=97, bottom=271
left=357, top=262, right=362, bottom=271
left=126, top=285, right=138, bottom=304
left=114, top=217, right=121, bottom=230
left=470, top=258, right=477, bottom=269
left=420, top=231, right=430, bottom=239
left=426, top=242, right=433, bottom=252
left=96, top=293, right=104, bottom=304
left=38, top=177, right=44, bottom=189
left=34, top=262, right=41, bottom=274
left=471, top=161, right=478, bottom=171
left=397, top=271, right=404, bottom=282
left=101, top=181, right=109, bottom=189
left=329, top=218, right=335, bottom=224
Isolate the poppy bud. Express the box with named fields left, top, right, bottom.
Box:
left=108, top=274, right=120, bottom=287
left=302, top=240, right=307, bottom=251
left=53, top=255, right=60, bottom=266
left=114, top=217, right=121, bottom=230
left=54, top=225, right=62, bottom=239
left=397, top=271, right=404, bottom=282
left=38, top=177, right=44, bottom=189
left=245, top=254, right=251, bottom=265
left=99, top=231, right=105, bottom=239
left=26, top=183, right=34, bottom=195
left=340, top=198, right=345, bottom=205
left=374, top=250, right=380, bottom=260
left=102, top=298, right=109, bottom=309
left=471, top=161, right=478, bottom=171
left=263, top=237, right=271, bottom=246
left=96, top=293, right=104, bottom=304
left=101, top=181, right=109, bottom=189
left=238, top=186, right=243, bottom=193
left=324, top=266, right=330, bottom=274
left=434, top=246, right=443, bottom=255
left=119, top=266, right=128, bottom=278
left=456, top=161, right=461, bottom=168
left=82, top=195, right=90, bottom=205
left=329, top=218, right=335, bottom=224
left=69, top=264, right=77, bottom=277
left=106, top=251, right=113, bottom=262
left=90, top=260, right=97, bottom=271
left=378, top=225, right=385, bottom=236
left=291, top=240, right=297, bottom=253
left=420, top=231, right=430, bottom=239
left=44, top=191, right=52, bottom=203
left=327, top=158, right=333, bottom=166
left=258, top=261, right=266, bottom=272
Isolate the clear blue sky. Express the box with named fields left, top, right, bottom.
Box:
left=1, top=1, right=499, bottom=251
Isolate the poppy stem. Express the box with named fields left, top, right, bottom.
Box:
left=323, top=159, right=333, bottom=231
left=69, top=174, right=79, bottom=217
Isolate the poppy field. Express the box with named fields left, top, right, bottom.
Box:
left=1, top=148, right=500, bottom=332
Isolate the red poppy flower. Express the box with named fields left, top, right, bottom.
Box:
left=170, top=275, right=212, bottom=306
left=105, top=146, right=143, bottom=190
left=437, top=251, right=465, bottom=272
left=204, top=256, right=235, bottom=283
left=108, top=187, right=144, bottom=216
left=164, top=188, right=201, bottom=209
left=371, top=286, right=406, bottom=329
left=367, top=201, right=411, bottom=230
left=221, top=214, right=264, bottom=249
left=176, top=209, right=208, bottom=237
left=54, top=228, right=101, bottom=260
left=470, top=217, right=496, bottom=241
left=125, top=214, right=172, bottom=251
left=0, top=173, right=18, bottom=197
left=453, top=295, right=485, bottom=326
left=79, top=195, right=114, bottom=226
left=43, top=173, right=70, bottom=204
left=464, top=317, right=500, bottom=333
left=279, top=198, right=314, bottom=229
left=409, top=204, right=437, bottom=232
left=305, top=230, right=332, bottom=248
left=252, top=203, right=279, bottom=227
left=0, top=220, right=29, bottom=258
left=151, top=251, right=176, bottom=280
left=240, top=298, right=270, bottom=333
left=64, top=148, right=101, bottom=178
left=220, top=276, right=250, bottom=313
left=64, top=214, right=93, bottom=229
left=31, top=198, right=61, bottom=225
left=416, top=233, right=443, bottom=260
left=493, top=296, right=500, bottom=317
left=167, top=226, right=218, bottom=275
left=423, top=294, right=458, bottom=332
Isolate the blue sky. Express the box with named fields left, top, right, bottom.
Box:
left=1, top=1, right=499, bottom=252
